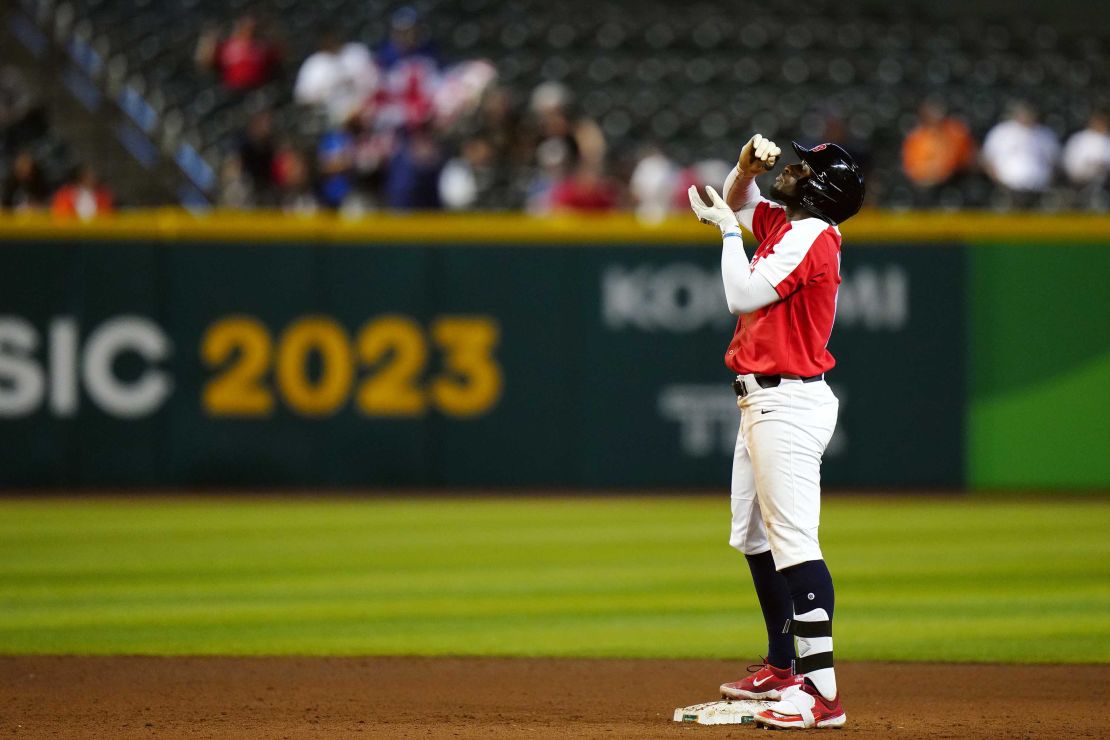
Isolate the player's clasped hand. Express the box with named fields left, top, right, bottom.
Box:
left=738, top=133, right=782, bottom=176
left=688, top=185, right=739, bottom=233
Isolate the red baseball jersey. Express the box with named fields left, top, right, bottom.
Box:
left=724, top=198, right=842, bottom=376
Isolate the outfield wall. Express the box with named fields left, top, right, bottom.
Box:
left=0, top=212, right=1106, bottom=490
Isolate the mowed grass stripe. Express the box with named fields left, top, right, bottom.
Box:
left=0, top=496, right=1106, bottom=662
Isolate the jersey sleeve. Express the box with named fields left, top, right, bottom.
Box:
left=737, top=198, right=788, bottom=243
left=751, top=222, right=832, bottom=298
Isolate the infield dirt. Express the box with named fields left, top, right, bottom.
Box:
left=2, top=657, right=1107, bottom=738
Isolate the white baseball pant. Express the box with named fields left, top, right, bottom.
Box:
left=729, top=376, right=839, bottom=570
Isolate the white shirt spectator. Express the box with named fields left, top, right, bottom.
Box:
left=439, top=158, right=476, bottom=209
left=434, top=60, right=497, bottom=130
left=982, top=120, right=1060, bottom=192
left=1062, top=126, right=1110, bottom=186
left=294, top=42, right=378, bottom=124
left=629, top=151, right=678, bottom=223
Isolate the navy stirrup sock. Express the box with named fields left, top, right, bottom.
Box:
left=781, top=559, right=835, bottom=623
left=745, top=550, right=794, bottom=669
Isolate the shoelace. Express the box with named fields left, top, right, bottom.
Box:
left=746, top=656, right=771, bottom=674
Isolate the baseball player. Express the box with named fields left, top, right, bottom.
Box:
left=687, top=133, right=864, bottom=730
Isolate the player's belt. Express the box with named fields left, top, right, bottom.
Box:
left=732, top=373, right=824, bottom=398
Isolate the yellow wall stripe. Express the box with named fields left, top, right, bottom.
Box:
left=0, top=209, right=1107, bottom=244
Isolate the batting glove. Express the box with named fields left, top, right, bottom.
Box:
left=688, top=185, right=740, bottom=234
left=738, top=133, right=782, bottom=176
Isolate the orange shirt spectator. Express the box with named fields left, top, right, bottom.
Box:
left=52, top=165, right=113, bottom=219
left=902, top=102, right=976, bottom=187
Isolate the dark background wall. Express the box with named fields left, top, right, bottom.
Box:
left=0, top=235, right=969, bottom=489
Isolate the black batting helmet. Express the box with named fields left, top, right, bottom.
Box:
left=790, top=141, right=865, bottom=224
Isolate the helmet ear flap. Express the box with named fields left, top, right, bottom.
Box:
left=797, top=177, right=835, bottom=224
left=797, top=169, right=864, bottom=224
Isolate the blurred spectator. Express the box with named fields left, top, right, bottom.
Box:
left=1, top=151, right=49, bottom=211
left=317, top=124, right=357, bottom=209
left=443, top=85, right=524, bottom=208
left=273, top=146, right=318, bottom=215
left=476, top=87, right=525, bottom=166
left=434, top=60, right=498, bottom=132
left=51, top=164, right=113, bottom=219
left=525, top=137, right=572, bottom=213
left=1062, top=112, right=1110, bottom=206
left=528, top=81, right=606, bottom=169
left=367, top=8, right=441, bottom=135
left=902, top=101, right=977, bottom=188
left=217, top=152, right=254, bottom=208
left=196, top=14, right=283, bottom=92
left=237, top=110, right=276, bottom=195
left=981, top=102, right=1060, bottom=202
left=376, top=7, right=440, bottom=71
left=294, top=29, right=378, bottom=126
left=0, top=66, right=48, bottom=154
left=521, top=81, right=608, bottom=213
left=385, top=126, right=443, bottom=209
left=439, top=136, right=499, bottom=210
left=629, top=146, right=679, bottom=223
left=550, top=162, right=619, bottom=213
left=673, top=159, right=732, bottom=212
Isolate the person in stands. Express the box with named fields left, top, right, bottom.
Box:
left=196, top=13, right=283, bottom=92
left=51, top=163, right=113, bottom=219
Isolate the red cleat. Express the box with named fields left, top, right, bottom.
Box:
left=754, top=682, right=846, bottom=730
left=720, top=660, right=804, bottom=701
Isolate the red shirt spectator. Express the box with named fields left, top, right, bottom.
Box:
left=197, top=15, right=282, bottom=92
left=550, top=165, right=618, bottom=212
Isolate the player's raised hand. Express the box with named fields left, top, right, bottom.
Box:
left=737, top=133, right=782, bottom=176
left=688, top=185, right=740, bottom=233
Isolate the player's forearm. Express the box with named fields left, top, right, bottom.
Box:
left=721, top=232, right=779, bottom=315
left=686, top=184, right=775, bottom=313
left=724, top=167, right=760, bottom=211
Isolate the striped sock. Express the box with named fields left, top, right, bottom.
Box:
left=781, top=559, right=837, bottom=700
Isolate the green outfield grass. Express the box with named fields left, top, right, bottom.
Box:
left=0, top=495, right=1107, bottom=663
